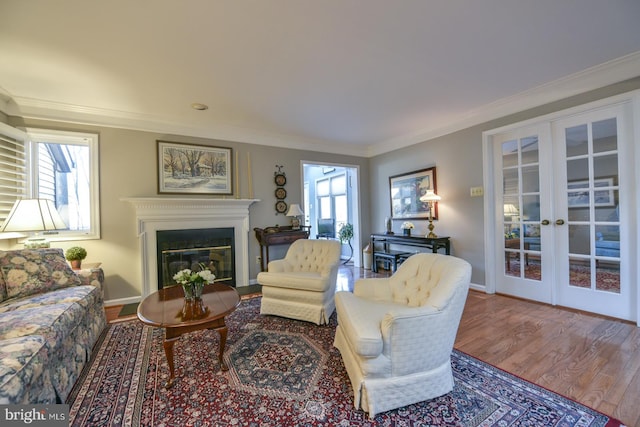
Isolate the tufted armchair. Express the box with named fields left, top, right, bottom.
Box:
left=257, top=239, right=341, bottom=325
left=333, top=253, right=471, bottom=418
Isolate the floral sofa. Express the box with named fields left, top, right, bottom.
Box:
left=0, top=248, right=106, bottom=404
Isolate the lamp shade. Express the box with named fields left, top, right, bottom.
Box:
left=503, top=204, right=519, bottom=215
left=419, top=190, right=441, bottom=202
left=0, top=199, right=68, bottom=232
left=286, top=203, right=304, bottom=217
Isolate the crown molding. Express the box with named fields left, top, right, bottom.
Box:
left=1, top=97, right=367, bottom=157
left=368, top=51, right=640, bottom=157
left=2, top=52, right=639, bottom=158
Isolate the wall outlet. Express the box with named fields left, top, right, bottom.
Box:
left=470, top=186, right=484, bottom=197
left=256, top=256, right=261, bottom=265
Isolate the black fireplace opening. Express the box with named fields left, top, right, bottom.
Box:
left=156, top=227, right=235, bottom=289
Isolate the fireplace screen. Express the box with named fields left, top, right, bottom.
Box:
left=157, top=228, right=235, bottom=288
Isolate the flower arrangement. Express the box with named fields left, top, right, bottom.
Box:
left=401, top=222, right=415, bottom=230
left=173, top=263, right=216, bottom=300
left=173, top=264, right=216, bottom=286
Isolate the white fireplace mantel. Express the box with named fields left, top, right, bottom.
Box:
left=123, top=197, right=259, bottom=297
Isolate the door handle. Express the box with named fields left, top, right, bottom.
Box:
left=541, top=220, right=550, bottom=225
left=555, top=219, right=565, bottom=225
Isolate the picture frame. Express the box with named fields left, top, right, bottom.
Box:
left=389, top=167, right=438, bottom=219
left=567, top=177, right=615, bottom=208
left=157, top=141, right=233, bottom=195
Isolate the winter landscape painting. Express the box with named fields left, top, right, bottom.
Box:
left=158, top=141, right=233, bottom=195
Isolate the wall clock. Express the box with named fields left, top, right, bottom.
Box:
left=275, top=187, right=287, bottom=200
left=275, top=200, right=288, bottom=214
left=274, top=173, right=287, bottom=186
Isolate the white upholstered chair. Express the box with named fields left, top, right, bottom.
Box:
left=257, top=239, right=341, bottom=325
left=333, top=253, right=471, bottom=418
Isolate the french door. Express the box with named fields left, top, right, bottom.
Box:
left=490, top=101, right=634, bottom=321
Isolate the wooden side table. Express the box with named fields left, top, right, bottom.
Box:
left=254, top=226, right=311, bottom=271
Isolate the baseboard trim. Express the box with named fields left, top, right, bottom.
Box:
left=104, top=296, right=141, bottom=307
left=469, top=282, right=486, bottom=293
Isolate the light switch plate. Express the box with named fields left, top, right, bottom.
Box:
left=470, top=187, right=484, bottom=197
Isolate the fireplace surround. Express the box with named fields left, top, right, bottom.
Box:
left=123, top=197, right=258, bottom=297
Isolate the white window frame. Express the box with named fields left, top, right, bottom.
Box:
left=27, top=128, right=100, bottom=241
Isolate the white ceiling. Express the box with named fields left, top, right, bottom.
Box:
left=1, top=0, right=640, bottom=157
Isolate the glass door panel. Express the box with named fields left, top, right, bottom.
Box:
left=554, top=104, right=629, bottom=319
left=495, top=125, right=552, bottom=303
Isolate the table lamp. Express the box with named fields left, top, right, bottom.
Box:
left=419, top=190, right=441, bottom=238
left=0, top=199, right=68, bottom=248
left=286, top=203, right=304, bottom=230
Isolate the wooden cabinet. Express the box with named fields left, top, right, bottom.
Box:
left=254, top=226, right=311, bottom=271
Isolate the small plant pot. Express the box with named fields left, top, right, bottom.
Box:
left=70, top=260, right=82, bottom=270
left=403, top=229, right=411, bottom=236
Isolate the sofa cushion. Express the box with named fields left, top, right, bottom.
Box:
left=0, top=249, right=81, bottom=300
left=0, top=303, right=86, bottom=349
left=0, top=285, right=98, bottom=314
left=0, top=335, right=55, bottom=404
left=257, top=271, right=328, bottom=291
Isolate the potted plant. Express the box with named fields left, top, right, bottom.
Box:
left=338, top=223, right=354, bottom=264
left=65, top=246, right=87, bottom=270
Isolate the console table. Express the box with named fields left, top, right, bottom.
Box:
left=370, top=233, right=451, bottom=272
left=254, top=226, right=311, bottom=271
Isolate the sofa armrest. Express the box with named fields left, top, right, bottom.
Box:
left=335, top=291, right=388, bottom=357
left=266, top=259, right=292, bottom=273
left=75, top=267, right=105, bottom=292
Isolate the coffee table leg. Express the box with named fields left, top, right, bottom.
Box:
left=218, top=325, right=228, bottom=371
left=163, top=336, right=178, bottom=388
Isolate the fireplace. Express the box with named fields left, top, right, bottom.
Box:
left=157, top=227, right=235, bottom=289
left=123, top=197, right=258, bottom=297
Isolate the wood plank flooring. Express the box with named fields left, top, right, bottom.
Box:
left=456, top=291, right=640, bottom=427
left=106, top=265, right=640, bottom=426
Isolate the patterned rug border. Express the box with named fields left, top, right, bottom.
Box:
left=451, top=347, right=621, bottom=427
left=69, top=298, right=624, bottom=426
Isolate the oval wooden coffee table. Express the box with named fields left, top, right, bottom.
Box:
left=137, top=283, right=240, bottom=388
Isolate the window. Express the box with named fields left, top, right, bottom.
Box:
left=28, top=129, right=100, bottom=240
left=316, top=173, right=348, bottom=236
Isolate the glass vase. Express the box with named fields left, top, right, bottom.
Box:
left=385, top=217, right=393, bottom=234
left=182, top=283, right=194, bottom=301
left=192, top=282, right=205, bottom=299
left=182, top=282, right=205, bottom=301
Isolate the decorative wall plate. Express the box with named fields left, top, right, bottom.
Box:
left=275, top=187, right=287, bottom=200
left=274, top=173, right=287, bottom=186
left=275, top=200, right=288, bottom=214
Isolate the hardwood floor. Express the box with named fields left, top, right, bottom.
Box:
left=106, top=265, right=640, bottom=426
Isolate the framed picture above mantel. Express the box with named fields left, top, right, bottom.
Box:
left=157, top=141, right=233, bottom=195
left=389, top=167, right=438, bottom=220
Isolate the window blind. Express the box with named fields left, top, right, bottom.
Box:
left=0, top=123, right=28, bottom=225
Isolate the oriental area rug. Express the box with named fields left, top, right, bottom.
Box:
left=67, top=297, right=622, bottom=426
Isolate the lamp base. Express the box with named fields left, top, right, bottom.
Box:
left=291, top=217, right=301, bottom=230
left=426, top=219, right=437, bottom=239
